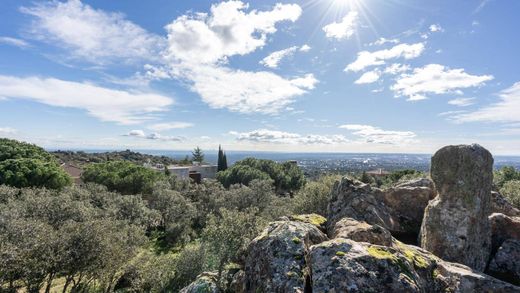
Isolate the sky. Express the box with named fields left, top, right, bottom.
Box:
left=0, top=0, right=519, bottom=155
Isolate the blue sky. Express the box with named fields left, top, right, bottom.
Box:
left=0, top=0, right=519, bottom=154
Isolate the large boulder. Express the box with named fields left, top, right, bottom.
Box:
left=309, top=238, right=519, bottom=293
left=489, top=213, right=520, bottom=252
left=243, top=219, right=327, bottom=292
left=332, top=217, right=393, bottom=247
left=420, top=144, right=493, bottom=272
left=491, top=191, right=520, bottom=217
left=179, top=272, right=218, bottom=293
left=488, top=239, right=520, bottom=286
left=382, top=178, right=435, bottom=235
left=327, top=177, right=399, bottom=233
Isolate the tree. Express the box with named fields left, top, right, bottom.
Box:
left=192, top=146, right=205, bottom=163
left=217, top=145, right=228, bottom=172
left=81, top=161, right=165, bottom=195
left=0, top=139, right=71, bottom=189
left=292, top=175, right=340, bottom=216
left=202, top=208, right=265, bottom=288
left=495, top=166, right=520, bottom=189
left=0, top=158, right=72, bottom=189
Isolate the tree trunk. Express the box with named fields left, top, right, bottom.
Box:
left=62, top=277, right=72, bottom=293
left=45, top=273, right=55, bottom=293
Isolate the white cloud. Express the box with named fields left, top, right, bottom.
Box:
left=429, top=24, right=444, bottom=33
left=354, top=70, right=381, bottom=84
left=369, top=37, right=399, bottom=46
left=21, top=0, right=165, bottom=64
left=162, top=1, right=315, bottom=114
left=448, top=97, right=476, bottom=107
left=125, top=130, right=183, bottom=141
left=339, top=124, right=416, bottom=145
left=181, top=66, right=317, bottom=114
left=148, top=122, right=194, bottom=131
left=230, top=129, right=348, bottom=145
left=164, top=1, right=301, bottom=65
left=0, top=75, right=173, bottom=125
left=260, top=46, right=298, bottom=68
left=0, top=36, right=30, bottom=48
left=453, top=82, right=520, bottom=123
left=391, top=64, right=493, bottom=101
left=126, top=130, right=145, bottom=137
left=345, top=43, right=425, bottom=72
left=0, top=127, right=17, bottom=134
left=299, top=44, right=311, bottom=52
left=323, top=11, right=358, bottom=40
left=384, top=63, right=410, bottom=75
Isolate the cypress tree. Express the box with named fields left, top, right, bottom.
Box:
left=222, top=152, right=228, bottom=170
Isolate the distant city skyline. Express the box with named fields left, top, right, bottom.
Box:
left=1, top=0, right=519, bottom=154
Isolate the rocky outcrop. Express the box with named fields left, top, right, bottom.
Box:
left=327, top=177, right=399, bottom=234
left=492, top=191, right=520, bottom=216
left=382, top=178, right=435, bottom=235
left=420, top=144, right=493, bottom=272
left=488, top=239, right=520, bottom=286
left=332, top=217, right=393, bottom=246
left=489, top=213, right=520, bottom=252
left=179, top=272, right=218, bottom=293
left=243, top=220, right=327, bottom=292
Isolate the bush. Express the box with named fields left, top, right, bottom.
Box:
left=217, top=158, right=305, bottom=192
left=81, top=161, right=165, bottom=194
left=500, top=180, right=520, bottom=209
left=494, top=166, right=520, bottom=189
left=292, top=175, right=340, bottom=216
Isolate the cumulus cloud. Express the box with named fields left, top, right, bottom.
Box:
left=125, top=130, right=183, bottom=141
left=161, top=1, right=316, bottom=114
left=164, top=1, right=301, bottom=64
left=260, top=44, right=311, bottom=68
left=354, top=70, right=381, bottom=84
left=322, top=11, right=358, bottom=40
left=429, top=24, right=444, bottom=32
left=448, top=97, right=476, bottom=107
left=339, top=124, right=417, bottom=145
left=147, top=122, right=194, bottom=131
left=0, top=36, right=30, bottom=48
left=0, top=127, right=17, bottom=134
left=452, top=82, right=520, bottom=123
left=21, top=0, right=165, bottom=64
left=0, top=75, right=173, bottom=124
left=260, top=46, right=298, bottom=68
left=384, top=63, right=410, bottom=75
left=345, top=43, right=425, bottom=72
left=369, top=37, right=399, bottom=46
left=230, top=129, right=348, bottom=145
left=391, top=64, right=493, bottom=101
left=299, top=44, right=311, bottom=52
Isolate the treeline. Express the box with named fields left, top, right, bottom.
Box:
left=52, top=149, right=191, bottom=167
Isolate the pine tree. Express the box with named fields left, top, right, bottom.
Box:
left=222, top=152, right=228, bottom=170
left=217, top=145, right=226, bottom=171
left=192, top=146, right=205, bottom=163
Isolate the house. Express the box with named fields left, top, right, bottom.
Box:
left=148, top=163, right=218, bottom=181
left=366, top=168, right=390, bottom=177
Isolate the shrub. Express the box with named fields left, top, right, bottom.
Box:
left=292, top=175, right=340, bottom=216
left=500, top=180, right=520, bottom=209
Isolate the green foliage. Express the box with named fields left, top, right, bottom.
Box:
left=192, top=146, right=205, bottom=163
left=217, top=145, right=228, bottom=172
left=0, top=158, right=72, bottom=189
left=217, top=158, right=305, bottom=192
left=0, top=138, right=54, bottom=162
left=81, top=160, right=165, bottom=194
left=500, top=180, right=520, bottom=209
left=494, top=166, right=520, bottom=189
left=0, top=139, right=71, bottom=189
left=52, top=149, right=189, bottom=167
left=202, top=208, right=265, bottom=286
left=291, top=175, right=340, bottom=216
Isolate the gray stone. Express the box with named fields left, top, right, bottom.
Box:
left=420, top=144, right=493, bottom=272
left=243, top=219, right=327, bottom=293
left=488, top=239, right=520, bottom=286
left=179, top=272, right=218, bottom=293
left=332, top=217, right=393, bottom=247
